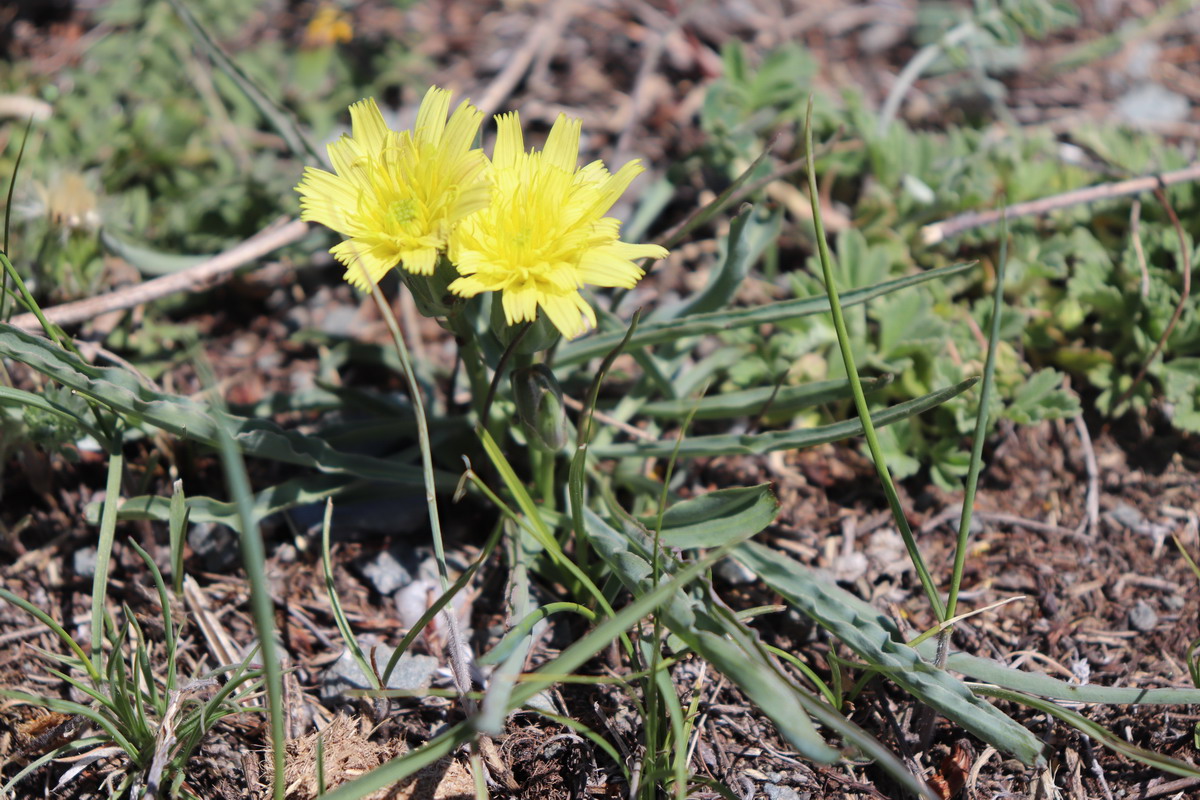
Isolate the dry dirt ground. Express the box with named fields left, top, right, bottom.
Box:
left=3, top=1, right=1200, bottom=799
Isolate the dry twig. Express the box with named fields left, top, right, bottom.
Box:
left=11, top=218, right=309, bottom=332
left=1073, top=414, right=1100, bottom=537
left=473, top=1, right=577, bottom=120
left=920, top=163, right=1200, bottom=244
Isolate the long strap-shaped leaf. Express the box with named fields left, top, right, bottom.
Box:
left=734, top=538, right=1200, bottom=706
left=733, top=541, right=1045, bottom=765
left=0, top=324, right=439, bottom=485
left=594, top=377, right=977, bottom=458
left=557, top=261, right=974, bottom=366
left=583, top=508, right=936, bottom=797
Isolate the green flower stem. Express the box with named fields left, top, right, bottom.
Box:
left=0, top=253, right=67, bottom=350
left=479, top=321, right=533, bottom=430
left=803, top=99, right=945, bottom=622
left=446, top=309, right=499, bottom=439
left=945, top=218, right=1007, bottom=621
left=368, top=287, right=451, bottom=590
left=533, top=446, right=556, bottom=512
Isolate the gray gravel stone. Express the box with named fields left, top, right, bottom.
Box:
left=1116, top=83, right=1190, bottom=126
left=72, top=546, right=97, bottom=579
left=1110, top=503, right=1145, bottom=532
left=714, top=557, right=757, bottom=586
left=764, top=785, right=805, bottom=800
left=355, top=547, right=422, bottom=596
left=187, top=523, right=240, bottom=571
left=320, top=644, right=437, bottom=706
left=1128, top=600, right=1158, bottom=633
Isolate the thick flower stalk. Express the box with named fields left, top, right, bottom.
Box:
left=295, top=87, right=488, bottom=290
left=448, top=112, right=668, bottom=339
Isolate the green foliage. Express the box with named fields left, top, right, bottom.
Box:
left=0, top=551, right=264, bottom=799
left=685, top=15, right=1198, bottom=475
left=0, top=0, right=425, bottom=306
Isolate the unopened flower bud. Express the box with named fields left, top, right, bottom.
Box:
left=512, top=364, right=568, bottom=452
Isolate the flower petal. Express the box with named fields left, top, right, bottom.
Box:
left=332, top=239, right=399, bottom=290
left=414, top=86, right=451, bottom=146
left=348, top=98, right=390, bottom=155
left=402, top=247, right=438, bottom=276
left=442, top=99, right=483, bottom=157
left=296, top=167, right=360, bottom=233
left=543, top=114, right=581, bottom=173
left=492, top=112, right=524, bottom=170
left=577, top=248, right=646, bottom=288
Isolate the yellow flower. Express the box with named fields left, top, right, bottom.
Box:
left=303, top=4, right=353, bottom=48
left=295, top=87, right=489, bottom=290
left=448, top=112, right=668, bottom=339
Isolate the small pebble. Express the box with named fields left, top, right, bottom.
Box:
left=320, top=644, right=437, bottom=706
left=764, top=785, right=805, bottom=800
left=1110, top=503, right=1145, bottom=532
left=72, top=545, right=97, bottom=579
left=188, top=523, right=240, bottom=571
left=1116, top=83, right=1190, bottom=126
left=714, top=557, right=757, bottom=586
left=1128, top=600, right=1158, bottom=632
left=355, top=546, right=421, bottom=596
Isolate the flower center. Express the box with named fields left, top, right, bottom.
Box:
left=390, top=198, right=418, bottom=225
left=512, top=227, right=534, bottom=249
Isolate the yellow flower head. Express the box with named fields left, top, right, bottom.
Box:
left=295, top=87, right=489, bottom=290
left=448, top=112, right=668, bottom=339
left=303, top=4, right=353, bottom=48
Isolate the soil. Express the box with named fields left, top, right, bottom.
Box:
left=3, top=1, right=1200, bottom=799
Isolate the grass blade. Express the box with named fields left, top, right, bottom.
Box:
left=593, top=377, right=978, bottom=458
left=91, top=452, right=123, bottom=675
left=557, top=262, right=974, bottom=366
left=972, top=685, right=1200, bottom=778
left=946, top=211, right=1008, bottom=620
left=639, top=375, right=891, bottom=421
left=165, top=0, right=320, bottom=163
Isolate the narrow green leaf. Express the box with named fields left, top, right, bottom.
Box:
left=733, top=541, right=1044, bottom=765
left=0, top=690, right=140, bottom=759
left=0, top=324, right=438, bottom=486
left=638, top=484, right=779, bottom=548
left=557, top=262, right=974, bottom=366
left=97, top=474, right=361, bottom=532
left=595, top=378, right=978, bottom=458
left=584, top=509, right=935, bottom=796
left=640, top=375, right=891, bottom=420
left=0, top=588, right=99, bottom=682
left=168, top=480, right=188, bottom=597
left=657, top=146, right=774, bottom=251
left=973, top=685, right=1200, bottom=778
left=922, top=645, right=1200, bottom=705
left=0, top=384, right=106, bottom=442
left=651, top=204, right=781, bottom=322
left=166, top=0, right=320, bottom=163
left=585, top=508, right=836, bottom=762
left=100, top=228, right=209, bottom=276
